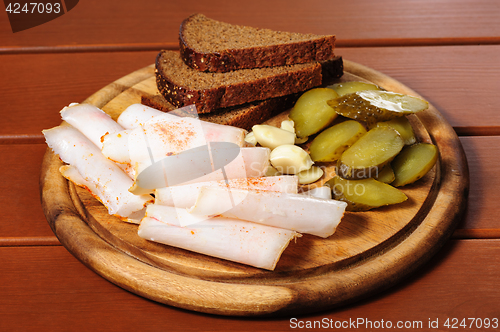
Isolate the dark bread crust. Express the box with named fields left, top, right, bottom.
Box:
left=179, top=14, right=336, bottom=73
left=321, top=56, right=345, bottom=84
left=155, top=50, right=323, bottom=113
left=146, top=56, right=343, bottom=130
left=141, top=94, right=299, bottom=131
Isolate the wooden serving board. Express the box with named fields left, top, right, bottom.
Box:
left=40, top=60, right=469, bottom=316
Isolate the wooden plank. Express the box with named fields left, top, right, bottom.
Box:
left=0, top=237, right=59, bottom=246
left=457, top=137, right=500, bottom=233
left=1, top=46, right=499, bottom=138
left=4, top=37, right=500, bottom=56
left=0, top=135, right=45, bottom=144
left=0, top=51, right=159, bottom=137
left=0, top=240, right=498, bottom=331
left=1, top=0, right=499, bottom=51
left=0, top=144, right=56, bottom=238
left=337, top=45, right=500, bottom=133
left=0, top=139, right=485, bottom=244
left=1, top=58, right=499, bottom=241
left=0, top=138, right=493, bottom=243
left=0, top=136, right=495, bottom=243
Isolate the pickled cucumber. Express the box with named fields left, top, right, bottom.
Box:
left=289, top=88, right=339, bottom=138
left=375, top=164, right=396, bottom=184
left=327, top=81, right=381, bottom=97
left=338, top=126, right=404, bottom=179
left=326, top=176, right=407, bottom=212
left=376, top=117, right=416, bottom=145
left=309, top=120, right=367, bottom=162
left=327, top=90, right=429, bottom=126
left=391, top=143, right=438, bottom=187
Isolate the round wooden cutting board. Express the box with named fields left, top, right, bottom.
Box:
left=40, top=60, right=469, bottom=316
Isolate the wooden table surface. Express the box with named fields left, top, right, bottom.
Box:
left=1, top=0, right=499, bottom=331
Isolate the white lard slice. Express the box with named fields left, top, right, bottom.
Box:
left=43, top=125, right=153, bottom=218
left=138, top=204, right=300, bottom=270
left=59, top=165, right=146, bottom=224
left=129, top=146, right=271, bottom=195
left=154, top=146, right=271, bottom=186
left=101, top=128, right=134, bottom=164
left=154, top=175, right=298, bottom=209
left=60, top=103, right=135, bottom=178
left=60, top=103, right=124, bottom=149
left=117, top=103, right=169, bottom=129
left=189, top=187, right=347, bottom=238
left=104, top=113, right=247, bottom=169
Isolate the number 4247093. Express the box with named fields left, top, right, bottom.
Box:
left=444, top=318, right=498, bottom=329
left=5, top=2, right=61, bottom=14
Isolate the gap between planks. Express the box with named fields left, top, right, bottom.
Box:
left=0, top=230, right=498, bottom=248
left=452, top=229, right=500, bottom=240
left=1, top=36, right=500, bottom=55
left=0, top=237, right=60, bottom=247
left=1, top=127, right=499, bottom=146
left=0, top=135, right=46, bottom=145
left=454, top=127, right=500, bottom=137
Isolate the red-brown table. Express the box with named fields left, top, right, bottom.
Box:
left=1, top=1, right=499, bottom=330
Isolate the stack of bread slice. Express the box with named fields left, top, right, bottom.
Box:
left=142, top=13, right=343, bottom=130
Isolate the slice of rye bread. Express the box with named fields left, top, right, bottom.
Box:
left=155, top=50, right=343, bottom=114
left=145, top=56, right=343, bottom=130
left=179, top=14, right=336, bottom=73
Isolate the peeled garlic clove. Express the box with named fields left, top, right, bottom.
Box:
left=252, top=124, right=295, bottom=150
left=270, top=144, right=313, bottom=174
left=297, top=166, right=324, bottom=184
left=244, top=131, right=257, bottom=146
left=280, top=119, right=295, bottom=133
left=280, top=119, right=308, bottom=144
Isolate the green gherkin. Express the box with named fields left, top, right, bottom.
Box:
left=391, top=143, right=438, bottom=187
left=327, top=81, right=381, bottom=97
left=337, top=126, right=404, bottom=180
left=376, top=117, right=416, bottom=145
left=325, top=176, right=407, bottom=212
left=327, top=90, right=429, bottom=126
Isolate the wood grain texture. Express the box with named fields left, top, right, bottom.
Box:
left=0, top=237, right=59, bottom=246
left=337, top=45, right=500, bottom=134
left=0, top=49, right=498, bottom=243
left=39, top=61, right=468, bottom=316
left=458, top=137, right=500, bottom=231
left=0, top=144, right=56, bottom=238
left=1, top=0, right=499, bottom=50
left=0, top=240, right=499, bottom=331
left=0, top=51, right=159, bottom=137
left=0, top=1, right=496, bottom=329
left=2, top=46, right=499, bottom=138
left=0, top=136, right=497, bottom=245
left=0, top=135, right=493, bottom=243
